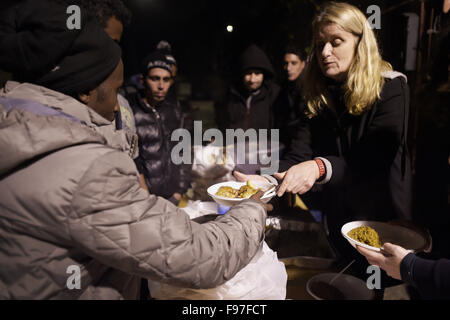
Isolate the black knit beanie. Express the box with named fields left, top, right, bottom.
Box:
left=141, top=51, right=173, bottom=76
left=0, top=0, right=121, bottom=96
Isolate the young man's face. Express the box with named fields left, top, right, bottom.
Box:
left=243, top=69, right=264, bottom=92
left=81, top=60, right=124, bottom=121
left=104, top=16, right=123, bottom=42
left=283, top=53, right=305, bottom=81
left=144, top=68, right=172, bottom=105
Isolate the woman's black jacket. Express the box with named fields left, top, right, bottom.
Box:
left=280, top=75, right=413, bottom=243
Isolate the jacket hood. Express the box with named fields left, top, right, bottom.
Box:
left=0, top=81, right=134, bottom=175
left=239, top=44, right=275, bottom=78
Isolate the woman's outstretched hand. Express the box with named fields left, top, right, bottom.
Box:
left=273, top=160, right=320, bottom=197
left=234, top=160, right=320, bottom=197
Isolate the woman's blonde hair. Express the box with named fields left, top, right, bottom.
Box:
left=302, top=2, right=392, bottom=117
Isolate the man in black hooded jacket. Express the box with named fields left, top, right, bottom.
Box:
left=220, top=44, right=280, bottom=131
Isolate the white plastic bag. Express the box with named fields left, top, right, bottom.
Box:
left=148, top=203, right=287, bottom=300
left=148, top=241, right=287, bottom=300
left=179, top=200, right=218, bottom=220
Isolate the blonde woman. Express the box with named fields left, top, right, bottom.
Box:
left=235, top=1, right=413, bottom=280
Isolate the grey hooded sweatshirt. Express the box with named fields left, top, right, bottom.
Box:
left=0, top=82, right=266, bottom=299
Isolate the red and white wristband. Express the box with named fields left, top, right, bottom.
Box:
left=314, top=158, right=326, bottom=179
left=314, top=157, right=332, bottom=184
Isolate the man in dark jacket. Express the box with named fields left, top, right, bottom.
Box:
left=219, top=44, right=280, bottom=131
left=125, top=51, right=191, bottom=204
left=273, top=43, right=307, bottom=153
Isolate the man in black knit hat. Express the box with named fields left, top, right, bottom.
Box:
left=125, top=51, right=191, bottom=205
left=77, top=0, right=147, bottom=192
left=0, top=0, right=271, bottom=299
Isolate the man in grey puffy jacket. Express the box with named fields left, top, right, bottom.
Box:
left=0, top=0, right=270, bottom=299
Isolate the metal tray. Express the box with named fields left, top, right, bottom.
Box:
left=265, top=216, right=337, bottom=270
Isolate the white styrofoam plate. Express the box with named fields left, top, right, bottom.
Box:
left=207, top=180, right=276, bottom=206
left=341, top=220, right=428, bottom=253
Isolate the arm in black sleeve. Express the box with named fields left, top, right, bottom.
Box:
left=134, top=156, right=144, bottom=174
left=325, top=77, right=409, bottom=186
left=174, top=162, right=191, bottom=195
left=401, top=253, right=450, bottom=299
left=214, top=97, right=231, bottom=135
left=173, top=106, right=191, bottom=194
left=278, top=118, right=314, bottom=172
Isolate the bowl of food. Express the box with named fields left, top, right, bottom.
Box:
left=341, top=221, right=429, bottom=253
left=306, top=273, right=375, bottom=300
left=207, top=180, right=276, bottom=207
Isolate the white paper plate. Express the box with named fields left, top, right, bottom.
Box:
left=207, top=180, right=276, bottom=206
left=341, top=220, right=428, bottom=253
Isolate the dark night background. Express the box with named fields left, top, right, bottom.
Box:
left=116, top=0, right=440, bottom=99
left=0, top=0, right=444, bottom=99
left=120, top=0, right=417, bottom=99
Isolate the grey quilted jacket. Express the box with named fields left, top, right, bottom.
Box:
left=0, top=82, right=266, bottom=300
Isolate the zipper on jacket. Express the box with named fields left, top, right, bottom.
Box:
left=129, top=134, right=139, bottom=159
left=144, top=102, right=161, bottom=121
left=143, top=101, right=165, bottom=148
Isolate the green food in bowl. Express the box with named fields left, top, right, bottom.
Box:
left=347, top=226, right=382, bottom=248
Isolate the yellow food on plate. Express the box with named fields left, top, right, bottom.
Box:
left=347, top=226, right=382, bottom=248
left=247, top=180, right=258, bottom=189
left=216, top=181, right=260, bottom=199
left=215, top=186, right=239, bottom=198
left=237, top=185, right=258, bottom=198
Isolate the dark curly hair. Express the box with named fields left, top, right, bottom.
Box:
left=79, top=0, right=132, bottom=27
left=285, top=42, right=307, bottom=61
